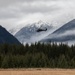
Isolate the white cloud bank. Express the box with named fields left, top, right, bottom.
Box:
left=0, top=0, right=75, bottom=30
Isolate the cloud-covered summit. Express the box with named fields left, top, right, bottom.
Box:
left=0, top=0, right=75, bottom=30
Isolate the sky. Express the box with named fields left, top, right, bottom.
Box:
left=0, top=0, right=75, bottom=30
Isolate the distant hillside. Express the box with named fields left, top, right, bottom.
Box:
left=0, top=25, right=20, bottom=44
left=41, top=19, right=75, bottom=43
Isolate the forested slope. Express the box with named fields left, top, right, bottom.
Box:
left=0, top=43, right=75, bottom=68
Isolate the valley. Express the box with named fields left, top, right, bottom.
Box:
left=0, top=69, right=75, bottom=75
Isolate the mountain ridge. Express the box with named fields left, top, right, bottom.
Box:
left=0, top=25, right=21, bottom=44
left=9, top=21, right=52, bottom=35
left=15, top=21, right=53, bottom=44
left=41, top=19, right=75, bottom=44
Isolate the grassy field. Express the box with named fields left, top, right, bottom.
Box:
left=0, top=68, right=75, bottom=75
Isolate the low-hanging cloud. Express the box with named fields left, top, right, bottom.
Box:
left=0, top=0, right=75, bottom=30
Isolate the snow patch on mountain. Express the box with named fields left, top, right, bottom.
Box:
left=9, top=20, right=50, bottom=35
left=14, top=21, right=57, bottom=44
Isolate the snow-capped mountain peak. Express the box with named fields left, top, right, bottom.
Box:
left=14, top=21, right=54, bottom=44
left=35, top=20, right=50, bottom=27
left=27, top=20, right=51, bottom=28
left=9, top=20, right=52, bottom=35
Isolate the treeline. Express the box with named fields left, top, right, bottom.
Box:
left=0, top=43, right=75, bottom=68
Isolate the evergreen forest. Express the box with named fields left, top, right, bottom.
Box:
left=0, top=43, right=75, bottom=68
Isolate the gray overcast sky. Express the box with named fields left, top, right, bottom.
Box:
left=0, top=0, right=75, bottom=30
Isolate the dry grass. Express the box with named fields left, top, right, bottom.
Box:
left=0, top=68, right=75, bottom=75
